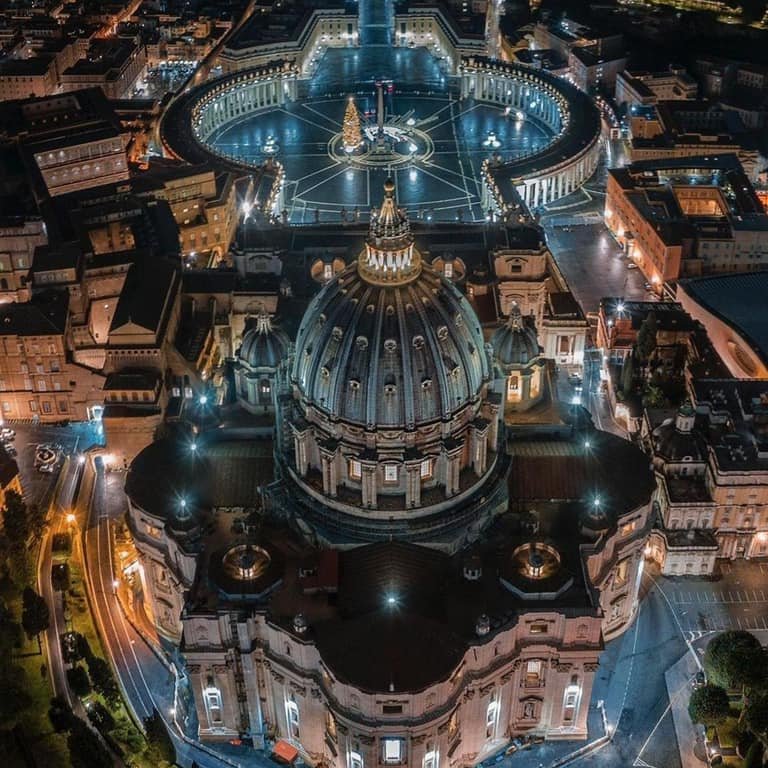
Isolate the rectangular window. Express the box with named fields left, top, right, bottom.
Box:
left=42, top=401, right=52, bottom=414
left=384, top=465, right=398, bottom=483
left=349, top=459, right=362, bottom=480
left=286, top=699, right=300, bottom=740
left=614, top=559, right=629, bottom=587
left=205, top=688, right=222, bottom=725
left=382, top=704, right=403, bottom=715
left=350, top=751, right=363, bottom=768
left=420, top=458, right=432, bottom=479
left=525, top=660, right=541, bottom=686
left=530, top=622, right=548, bottom=634
left=383, top=738, right=404, bottom=764
left=29, top=400, right=38, bottom=412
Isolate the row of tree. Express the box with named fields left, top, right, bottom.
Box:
left=689, top=630, right=768, bottom=759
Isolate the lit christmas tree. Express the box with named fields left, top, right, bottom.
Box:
left=342, top=96, right=363, bottom=152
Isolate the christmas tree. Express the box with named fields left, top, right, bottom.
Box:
left=342, top=96, right=363, bottom=152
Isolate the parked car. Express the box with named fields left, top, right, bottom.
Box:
left=568, top=373, right=582, bottom=386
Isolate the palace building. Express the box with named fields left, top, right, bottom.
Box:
left=125, top=183, right=655, bottom=766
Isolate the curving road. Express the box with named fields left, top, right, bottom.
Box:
left=83, top=462, right=246, bottom=768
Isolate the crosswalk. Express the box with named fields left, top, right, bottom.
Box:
left=670, top=589, right=768, bottom=604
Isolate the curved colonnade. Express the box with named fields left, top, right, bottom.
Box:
left=460, top=58, right=602, bottom=212
left=160, top=57, right=600, bottom=218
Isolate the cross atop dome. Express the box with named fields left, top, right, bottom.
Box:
left=359, top=179, right=421, bottom=285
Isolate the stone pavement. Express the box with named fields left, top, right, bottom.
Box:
left=665, top=652, right=709, bottom=768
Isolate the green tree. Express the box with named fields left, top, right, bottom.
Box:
left=144, top=709, right=176, bottom=766
left=745, top=695, right=768, bottom=750
left=67, top=719, right=113, bottom=768
left=704, top=631, right=767, bottom=691
left=2, top=490, right=28, bottom=551
left=21, top=586, right=49, bottom=653
left=67, top=665, right=91, bottom=698
left=643, top=384, right=666, bottom=409
left=26, top=502, right=47, bottom=542
left=48, top=696, right=77, bottom=732
left=0, top=599, right=21, bottom=655
left=688, top=684, right=730, bottom=725
left=88, top=656, right=120, bottom=708
left=636, top=311, right=658, bottom=363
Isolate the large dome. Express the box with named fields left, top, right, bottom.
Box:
left=292, top=263, right=489, bottom=427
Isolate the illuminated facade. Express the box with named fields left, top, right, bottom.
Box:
left=125, top=184, right=655, bottom=766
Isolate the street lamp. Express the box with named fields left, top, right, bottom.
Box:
left=199, top=395, right=208, bottom=406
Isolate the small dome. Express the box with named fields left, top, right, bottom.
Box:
left=492, top=304, right=540, bottom=367
left=239, top=312, right=288, bottom=369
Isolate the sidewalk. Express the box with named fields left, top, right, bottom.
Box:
left=665, top=653, right=709, bottom=768
left=478, top=706, right=607, bottom=768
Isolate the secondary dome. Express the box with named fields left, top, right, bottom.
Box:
left=239, top=312, right=288, bottom=369
left=492, top=304, right=540, bottom=367
left=292, top=183, right=489, bottom=427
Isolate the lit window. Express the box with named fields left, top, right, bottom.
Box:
left=614, top=559, right=629, bottom=587
left=349, top=459, right=362, bottom=480
left=530, top=622, right=548, bottom=634
left=349, top=751, right=363, bottom=768
left=620, top=520, right=637, bottom=537
left=525, top=660, right=541, bottom=686
left=205, top=686, right=223, bottom=725
left=383, top=738, right=404, bottom=764
left=420, top=458, right=432, bottom=479
left=486, top=695, right=498, bottom=738
left=384, top=465, right=398, bottom=483
left=423, top=749, right=438, bottom=768
left=286, top=697, right=300, bottom=740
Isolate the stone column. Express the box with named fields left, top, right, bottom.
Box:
left=405, top=462, right=421, bottom=509
left=361, top=463, right=377, bottom=508
left=319, top=446, right=338, bottom=497
left=292, top=425, right=309, bottom=475
left=471, top=419, right=490, bottom=476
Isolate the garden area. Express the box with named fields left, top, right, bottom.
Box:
left=688, top=630, right=768, bottom=767
left=0, top=478, right=175, bottom=767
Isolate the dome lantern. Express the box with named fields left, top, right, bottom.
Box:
left=359, top=179, right=422, bottom=286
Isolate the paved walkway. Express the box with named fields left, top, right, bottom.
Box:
left=478, top=706, right=607, bottom=768
left=665, top=653, right=709, bottom=768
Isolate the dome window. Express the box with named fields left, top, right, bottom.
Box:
left=384, top=465, right=399, bottom=483
left=356, top=336, right=368, bottom=350
left=332, top=326, right=344, bottom=340
left=413, top=335, right=425, bottom=349
left=450, top=365, right=461, bottom=378
left=349, top=379, right=361, bottom=390
left=421, top=378, right=432, bottom=390
left=455, top=313, right=464, bottom=327
left=366, top=304, right=375, bottom=313
left=384, top=383, right=397, bottom=396
left=320, top=367, right=330, bottom=378
left=437, top=325, right=449, bottom=340
left=384, top=339, right=398, bottom=353
left=317, top=313, right=326, bottom=326
left=386, top=305, right=395, bottom=316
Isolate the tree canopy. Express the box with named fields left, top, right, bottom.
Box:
left=21, top=587, right=49, bottom=652
left=688, top=684, right=730, bottom=725
left=704, top=631, right=767, bottom=690
left=636, top=311, right=658, bottom=362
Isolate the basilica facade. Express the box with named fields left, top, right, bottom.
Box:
left=125, top=183, right=655, bottom=768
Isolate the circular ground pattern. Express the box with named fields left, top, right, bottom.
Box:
left=209, top=92, right=554, bottom=223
